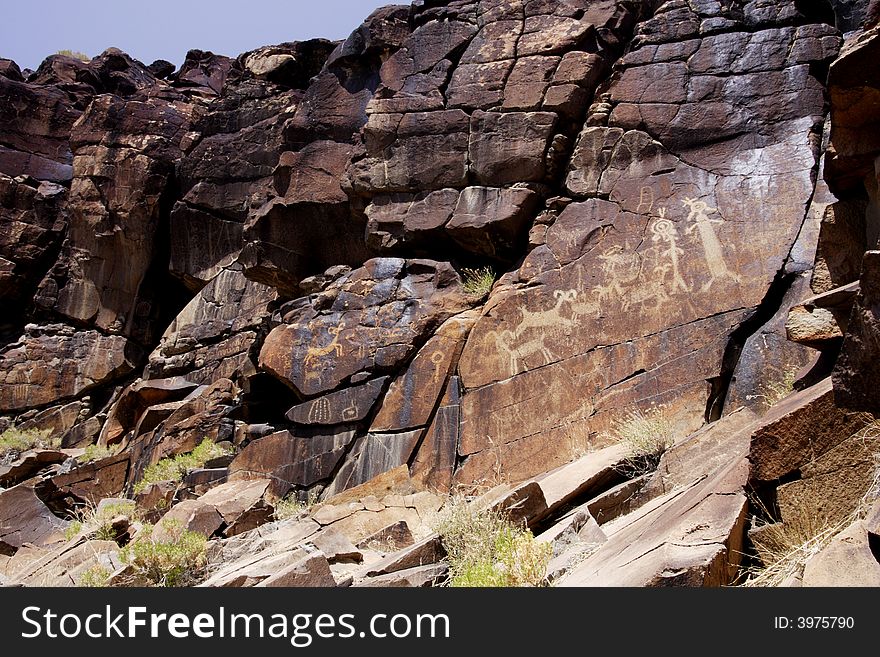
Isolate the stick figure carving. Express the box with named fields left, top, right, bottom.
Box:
left=682, top=197, right=741, bottom=292
left=650, top=208, right=690, bottom=294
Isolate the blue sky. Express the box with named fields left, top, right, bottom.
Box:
left=0, top=0, right=394, bottom=71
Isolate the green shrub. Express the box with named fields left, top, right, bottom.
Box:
left=273, top=490, right=320, bottom=521
left=0, top=426, right=58, bottom=459
left=78, top=564, right=111, bottom=587
left=434, top=496, right=551, bottom=587
left=65, top=500, right=136, bottom=543
left=133, top=439, right=231, bottom=494
left=120, top=520, right=208, bottom=587
left=79, top=444, right=116, bottom=463
left=461, top=266, right=496, bottom=297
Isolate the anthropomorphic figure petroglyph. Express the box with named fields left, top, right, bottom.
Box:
left=682, top=197, right=741, bottom=292
left=650, top=208, right=690, bottom=294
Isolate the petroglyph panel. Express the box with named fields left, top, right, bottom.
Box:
left=286, top=377, right=390, bottom=426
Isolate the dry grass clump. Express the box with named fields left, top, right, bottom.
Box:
left=611, top=405, right=675, bottom=477
left=79, top=443, right=117, bottom=463
left=433, top=496, right=551, bottom=587
left=461, top=266, right=497, bottom=297
left=56, top=49, right=90, bottom=61
left=77, top=564, right=111, bottom=587
left=742, top=505, right=855, bottom=587
left=64, top=499, right=137, bottom=543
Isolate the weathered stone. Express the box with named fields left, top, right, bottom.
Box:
left=474, top=481, right=549, bottom=529
left=0, top=76, right=80, bottom=181
left=802, top=503, right=880, bottom=586
left=372, top=312, right=476, bottom=432
left=146, top=269, right=276, bottom=384
left=259, top=258, right=471, bottom=397
left=561, top=454, right=749, bottom=587
left=365, top=536, right=445, bottom=576
left=324, top=431, right=423, bottom=497
left=36, top=94, right=196, bottom=345
left=37, top=453, right=130, bottom=506
left=228, top=429, right=355, bottom=498
left=786, top=283, right=859, bottom=348
left=776, top=432, right=879, bottom=524
left=468, top=111, right=556, bottom=186
left=0, top=326, right=137, bottom=412
left=748, top=378, right=870, bottom=483
left=0, top=450, right=68, bottom=488
left=0, top=175, right=67, bottom=311
left=833, top=252, right=880, bottom=413
left=355, top=563, right=446, bottom=587
left=0, top=484, right=68, bottom=554
left=365, top=189, right=460, bottom=252
left=155, top=500, right=224, bottom=539
left=356, top=520, right=415, bottom=551
left=286, top=377, right=388, bottom=426
left=8, top=539, right=121, bottom=587
left=410, top=377, right=462, bottom=493
left=446, top=187, right=539, bottom=260
left=100, top=377, right=201, bottom=445
left=348, top=111, right=470, bottom=193
left=502, top=56, right=559, bottom=111
left=307, top=528, right=363, bottom=564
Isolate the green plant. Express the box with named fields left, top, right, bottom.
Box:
left=760, top=366, right=799, bottom=407
left=120, top=519, right=208, bottom=587
left=79, top=444, right=116, bottom=463
left=65, top=500, right=136, bottom=543
left=133, top=439, right=231, bottom=494
left=0, top=426, right=58, bottom=459
left=56, top=49, right=90, bottom=61
left=273, top=489, right=320, bottom=521
left=78, top=564, right=111, bottom=587
left=611, top=405, right=675, bottom=477
left=64, top=521, right=84, bottom=542
left=461, top=266, right=496, bottom=297
left=433, top=496, right=551, bottom=587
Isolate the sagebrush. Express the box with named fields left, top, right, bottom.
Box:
left=120, top=519, right=208, bottom=587
left=133, top=439, right=231, bottom=494
left=434, top=496, right=551, bottom=587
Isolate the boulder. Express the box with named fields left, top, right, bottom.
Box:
left=0, top=325, right=137, bottom=413
left=0, top=484, right=68, bottom=554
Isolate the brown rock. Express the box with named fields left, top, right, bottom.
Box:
left=307, top=528, right=363, bottom=564
left=155, top=500, right=224, bottom=539
left=410, top=377, right=462, bottom=493
left=833, top=252, right=880, bottom=413
left=371, top=312, right=476, bottom=432
left=37, top=452, right=130, bottom=506
left=365, top=536, right=445, bottom=576
left=324, top=431, right=423, bottom=497
left=446, top=187, right=539, bottom=260
left=468, top=111, right=556, bottom=186
left=0, top=326, right=137, bottom=413
left=146, top=269, right=276, bottom=384
left=748, top=378, right=870, bottom=483
left=100, top=377, right=201, bottom=445
left=786, top=282, right=858, bottom=348
left=286, top=377, right=389, bottom=426
left=228, top=429, right=355, bottom=497
left=802, top=507, right=880, bottom=586
left=0, top=484, right=68, bottom=554
left=259, top=258, right=471, bottom=397
left=355, top=563, right=446, bottom=587
left=356, top=520, right=415, bottom=551
left=0, top=450, right=68, bottom=488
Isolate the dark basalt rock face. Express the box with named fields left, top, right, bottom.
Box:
left=2, top=0, right=880, bottom=588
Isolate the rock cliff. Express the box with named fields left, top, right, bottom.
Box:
left=2, top=0, right=880, bottom=587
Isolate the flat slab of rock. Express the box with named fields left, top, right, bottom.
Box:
left=748, top=378, right=870, bottom=483
left=560, top=446, right=749, bottom=586
left=535, top=443, right=629, bottom=517
left=802, top=502, right=880, bottom=586
left=0, top=449, right=67, bottom=488
left=355, top=563, right=447, bottom=588
left=365, top=535, right=445, bottom=577
left=0, top=484, right=69, bottom=554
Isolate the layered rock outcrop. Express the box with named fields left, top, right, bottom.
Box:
left=2, top=0, right=880, bottom=588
